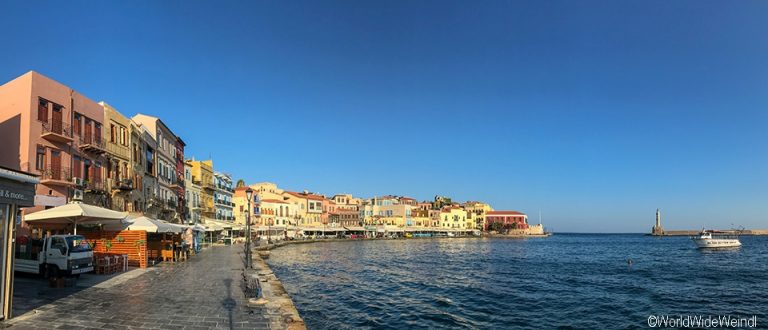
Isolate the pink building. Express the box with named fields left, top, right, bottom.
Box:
left=484, top=211, right=529, bottom=231
left=0, top=71, right=107, bottom=221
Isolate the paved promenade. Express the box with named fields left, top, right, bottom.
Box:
left=2, top=245, right=271, bottom=330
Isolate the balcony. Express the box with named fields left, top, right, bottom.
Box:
left=84, top=179, right=106, bottom=192
left=113, top=178, right=134, bottom=191
left=202, top=182, right=216, bottom=191
left=39, top=165, right=74, bottom=186
left=105, top=142, right=131, bottom=160
left=78, top=135, right=106, bottom=154
left=215, top=199, right=235, bottom=207
left=215, top=184, right=233, bottom=192
left=41, top=121, right=74, bottom=143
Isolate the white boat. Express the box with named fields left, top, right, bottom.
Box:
left=692, top=230, right=741, bottom=249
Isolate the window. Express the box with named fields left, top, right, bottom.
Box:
left=94, top=162, right=102, bottom=181
left=73, top=156, right=82, bottom=178
left=120, top=127, right=127, bottom=146
left=38, top=98, right=48, bottom=122
left=146, top=147, right=154, bottom=174
left=133, top=143, right=138, bottom=162
left=94, top=123, right=102, bottom=141
left=35, top=145, right=46, bottom=170
left=110, top=124, right=117, bottom=143
left=73, top=113, right=82, bottom=135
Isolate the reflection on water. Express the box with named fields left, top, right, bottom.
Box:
left=267, top=235, right=768, bottom=329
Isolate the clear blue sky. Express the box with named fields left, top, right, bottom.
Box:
left=1, top=1, right=767, bottom=232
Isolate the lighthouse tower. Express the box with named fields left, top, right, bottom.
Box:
left=651, top=208, right=665, bottom=235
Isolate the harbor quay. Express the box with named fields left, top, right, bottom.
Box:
left=1, top=245, right=300, bottom=330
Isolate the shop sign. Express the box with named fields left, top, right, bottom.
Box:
left=0, top=180, right=35, bottom=206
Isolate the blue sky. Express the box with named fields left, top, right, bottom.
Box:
left=1, top=1, right=767, bottom=232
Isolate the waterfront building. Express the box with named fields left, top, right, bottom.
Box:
left=360, top=197, right=413, bottom=226
left=398, top=196, right=418, bottom=206
left=463, top=201, right=494, bottom=230
left=213, top=171, right=234, bottom=221
left=258, top=198, right=297, bottom=226
left=185, top=161, right=202, bottom=224
left=329, top=194, right=361, bottom=227
left=484, top=210, right=529, bottom=231
left=100, top=102, right=134, bottom=212
left=359, top=195, right=398, bottom=225
left=283, top=191, right=324, bottom=226
left=174, top=138, right=186, bottom=222
left=0, top=71, right=109, bottom=225
left=187, top=159, right=215, bottom=222
left=410, top=209, right=432, bottom=227
left=329, top=208, right=360, bottom=227
left=251, top=182, right=284, bottom=200
left=426, top=209, right=440, bottom=227
left=233, top=186, right=259, bottom=226
left=439, top=207, right=468, bottom=229
left=135, top=123, right=158, bottom=216
left=132, top=114, right=183, bottom=222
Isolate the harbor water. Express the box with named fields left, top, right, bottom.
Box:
left=267, top=234, right=768, bottom=329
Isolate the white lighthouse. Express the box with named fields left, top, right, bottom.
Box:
left=652, top=208, right=665, bottom=235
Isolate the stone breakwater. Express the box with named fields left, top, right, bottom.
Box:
left=246, top=255, right=306, bottom=330
left=650, top=229, right=768, bottom=236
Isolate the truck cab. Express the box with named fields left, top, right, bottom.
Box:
left=15, top=235, right=94, bottom=277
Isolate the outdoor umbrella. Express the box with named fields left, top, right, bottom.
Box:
left=105, top=216, right=183, bottom=233
left=24, top=201, right=128, bottom=234
left=192, top=224, right=207, bottom=232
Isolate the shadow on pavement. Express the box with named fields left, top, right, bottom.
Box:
left=222, top=278, right=236, bottom=330
left=11, top=269, right=137, bottom=318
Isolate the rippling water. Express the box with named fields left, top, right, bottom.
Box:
left=266, top=234, right=768, bottom=329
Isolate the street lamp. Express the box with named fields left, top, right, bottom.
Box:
left=245, top=187, right=253, bottom=269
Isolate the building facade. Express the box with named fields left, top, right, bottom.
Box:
left=184, top=161, right=202, bottom=225
left=213, top=171, right=233, bottom=221
left=463, top=201, right=494, bottom=230
left=132, top=114, right=183, bottom=222
left=137, top=124, right=159, bottom=217
left=186, top=159, right=215, bottom=222
left=439, top=207, right=468, bottom=229
left=283, top=191, right=324, bottom=226
left=100, top=102, right=134, bottom=212
left=484, top=211, right=529, bottom=231
left=0, top=71, right=108, bottom=224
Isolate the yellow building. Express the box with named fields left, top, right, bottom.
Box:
left=439, top=207, right=468, bottom=229
left=283, top=191, right=324, bottom=226
left=232, top=186, right=249, bottom=226
left=250, top=182, right=284, bottom=201
left=411, top=209, right=431, bottom=227
left=463, top=201, right=494, bottom=230
left=100, top=102, right=134, bottom=212
left=187, top=159, right=215, bottom=221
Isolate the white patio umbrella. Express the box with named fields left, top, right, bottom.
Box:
left=162, top=221, right=189, bottom=233
left=24, top=201, right=128, bottom=234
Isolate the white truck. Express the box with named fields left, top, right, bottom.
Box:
left=14, top=235, right=94, bottom=277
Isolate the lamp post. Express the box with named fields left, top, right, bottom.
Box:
left=245, top=187, right=253, bottom=269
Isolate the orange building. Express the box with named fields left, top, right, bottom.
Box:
left=484, top=211, right=529, bottom=231
left=0, top=71, right=108, bottom=225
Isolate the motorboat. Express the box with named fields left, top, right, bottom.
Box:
left=692, top=230, right=741, bottom=249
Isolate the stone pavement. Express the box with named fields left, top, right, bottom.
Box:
left=1, top=245, right=271, bottom=330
